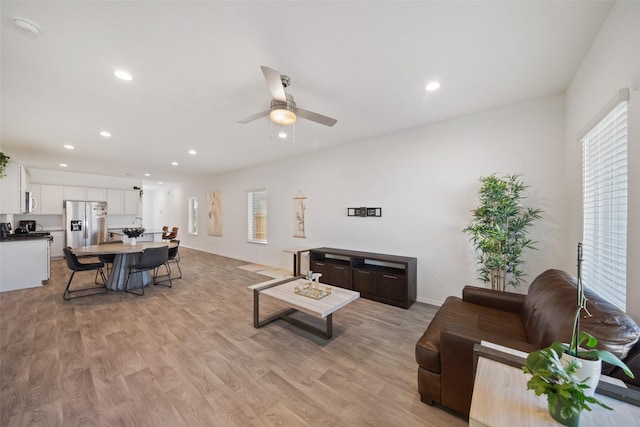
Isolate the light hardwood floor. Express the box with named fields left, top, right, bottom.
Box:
left=0, top=248, right=466, bottom=427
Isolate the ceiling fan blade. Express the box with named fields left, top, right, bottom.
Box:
left=261, top=66, right=287, bottom=102
left=237, top=109, right=270, bottom=124
left=295, top=108, right=338, bottom=127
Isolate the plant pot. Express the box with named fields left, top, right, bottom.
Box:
left=549, top=399, right=580, bottom=427
left=561, top=352, right=602, bottom=397
left=129, top=237, right=136, bottom=245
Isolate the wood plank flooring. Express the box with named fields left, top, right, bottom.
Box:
left=0, top=248, right=466, bottom=427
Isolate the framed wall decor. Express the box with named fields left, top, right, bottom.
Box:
left=207, top=191, right=223, bottom=236
left=294, top=191, right=306, bottom=238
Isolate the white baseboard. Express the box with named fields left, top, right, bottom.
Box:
left=415, top=296, right=444, bottom=307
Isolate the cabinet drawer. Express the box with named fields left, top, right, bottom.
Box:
left=353, top=269, right=376, bottom=294
left=331, top=264, right=351, bottom=289
left=378, top=273, right=407, bottom=301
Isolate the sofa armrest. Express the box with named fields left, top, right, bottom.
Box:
left=462, top=285, right=526, bottom=314
left=439, top=324, right=539, bottom=416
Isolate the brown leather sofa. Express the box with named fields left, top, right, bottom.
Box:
left=415, top=269, right=640, bottom=417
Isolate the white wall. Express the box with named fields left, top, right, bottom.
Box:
left=564, top=1, right=640, bottom=322
left=161, top=94, right=567, bottom=306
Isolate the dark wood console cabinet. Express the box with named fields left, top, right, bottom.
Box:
left=308, top=247, right=417, bottom=309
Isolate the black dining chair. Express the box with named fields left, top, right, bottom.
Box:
left=94, top=240, right=121, bottom=282
left=155, top=239, right=182, bottom=284
left=124, top=246, right=171, bottom=296
left=63, top=247, right=108, bottom=300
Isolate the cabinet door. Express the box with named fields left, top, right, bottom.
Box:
left=310, top=261, right=332, bottom=284
left=123, top=190, right=139, bottom=215
left=378, top=273, right=407, bottom=302
left=40, top=185, right=64, bottom=214
left=86, top=188, right=107, bottom=202
left=50, top=231, right=65, bottom=258
left=64, top=186, right=86, bottom=201
left=107, top=189, right=123, bottom=214
left=0, top=162, right=21, bottom=214
left=331, top=264, right=351, bottom=289
left=353, top=269, right=376, bottom=294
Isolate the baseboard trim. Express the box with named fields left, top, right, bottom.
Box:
left=416, top=296, right=444, bottom=307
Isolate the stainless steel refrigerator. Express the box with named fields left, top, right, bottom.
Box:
left=64, top=200, right=108, bottom=248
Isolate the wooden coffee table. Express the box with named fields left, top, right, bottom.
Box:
left=249, top=277, right=359, bottom=339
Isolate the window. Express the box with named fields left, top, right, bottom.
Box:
left=188, top=197, right=198, bottom=235
left=580, top=90, right=628, bottom=310
left=248, top=189, right=267, bottom=243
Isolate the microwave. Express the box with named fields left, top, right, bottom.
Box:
left=24, top=191, right=35, bottom=213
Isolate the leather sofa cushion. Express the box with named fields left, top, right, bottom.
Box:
left=522, top=269, right=640, bottom=360
left=415, top=296, right=528, bottom=372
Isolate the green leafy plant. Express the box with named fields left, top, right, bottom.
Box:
left=523, top=346, right=612, bottom=423
left=463, top=173, right=542, bottom=290
left=0, top=152, right=10, bottom=179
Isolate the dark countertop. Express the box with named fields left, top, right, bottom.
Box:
left=1, top=232, right=53, bottom=242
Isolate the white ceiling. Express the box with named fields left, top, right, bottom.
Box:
left=1, top=1, right=613, bottom=185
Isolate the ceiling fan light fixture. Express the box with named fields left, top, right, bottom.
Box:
left=270, top=109, right=297, bottom=125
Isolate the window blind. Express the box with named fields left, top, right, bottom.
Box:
left=248, top=190, right=267, bottom=243
left=581, top=99, right=628, bottom=310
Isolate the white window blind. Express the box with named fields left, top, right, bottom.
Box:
left=581, top=99, right=628, bottom=310
left=188, top=197, right=198, bottom=235
left=248, top=190, right=267, bottom=243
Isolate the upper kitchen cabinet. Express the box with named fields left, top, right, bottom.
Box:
left=0, top=162, right=29, bottom=214
left=124, top=190, right=140, bottom=215
left=63, top=186, right=86, bottom=201
left=40, top=185, right=64, bottom=215
left=86, top=187, right=107, bottom=202
left=107, top=189, right=124, bottom=214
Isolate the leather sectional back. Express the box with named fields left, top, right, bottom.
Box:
left=522, top=269, right=640, bottom=360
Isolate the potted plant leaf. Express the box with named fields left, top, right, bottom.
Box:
left=121, top=227, right=145, bottom=245
left=522, top=243, right=634, bottom=426
left=463, top=173, right=542, bottom=291
left=0, top=152, right=10, bottom=179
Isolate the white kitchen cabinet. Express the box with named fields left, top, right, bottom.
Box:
left=64, top=186, right=86, bottom=201
left=50, top=231, right=65, bottom=258
left=124, top=190, right=140, bottom=215
left=107, top=189, right=123, bottom=214
left=0, top=162, right=29, bottom=214
left=40, top=185, right=64, bottom=214
left=0, top=238, right=50, bottom=292
left=86, top=188, right=107, bottom=202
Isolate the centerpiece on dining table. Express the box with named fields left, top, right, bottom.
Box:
left=121, top=227, right=145, bottom=245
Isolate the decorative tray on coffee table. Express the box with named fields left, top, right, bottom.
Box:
left=294, top=281, right=332, bottom=300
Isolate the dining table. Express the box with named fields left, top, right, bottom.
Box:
left=71, top=241, right=178, bottom=291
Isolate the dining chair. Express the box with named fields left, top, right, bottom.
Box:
left=155, top=239, right=181, bottom=284
left=124, top=246, right=171, bottom=296
left=161, top=225, right=169, bottom=239
left=95, top=240, right=121, bottom=281
left=164, top=227, right=178, bottom=240
left=63, top=247, right=108, bottom=300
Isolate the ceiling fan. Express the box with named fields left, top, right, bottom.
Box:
left=238, top=66, right=337, bottom=127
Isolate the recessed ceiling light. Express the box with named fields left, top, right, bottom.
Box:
left=425, top=81, right=441, bottom=92
left=114, top=69, right=133, bottom=81
left=188, top=150, right=197, bottom=155
left=157, top=182, right=163, bottom=185
left=100, top=131, right=111, bottom=138
left=59, top=163, right=68, bottom=167
left=64, top=144, right=74, bottom=150
left=278, top=132, right=287, bottom=139
left=144, top=173, right=151, bottom=177
left=171, top=162, right=178, bottom=166
left=13, top=17, right=40, bottom=34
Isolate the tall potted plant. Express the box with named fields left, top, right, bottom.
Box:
left=463, top=173, right=542, bottom=290
left=0, top=152, right=10, bottom=179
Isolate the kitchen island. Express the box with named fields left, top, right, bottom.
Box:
left=108, top=229, right=166, bottom=243
left=0, top=236, right=51, bottom=292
